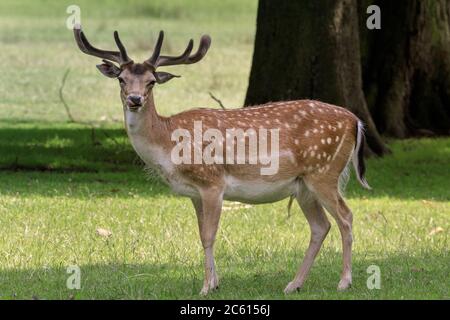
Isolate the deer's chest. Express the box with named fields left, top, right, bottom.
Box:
left=125, top=112, right=171, bottom=173
left=128, top=133, right=200, bottom=198
left=127, top=132, right=171, bottom=173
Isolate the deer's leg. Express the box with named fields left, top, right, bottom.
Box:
left=195, top=188, right=223, bottom=295
left=304, top=176, right=353, bottom=291
left=284, top=185, right=331, bottom=294
left=191, top=198, right=203, bottom=235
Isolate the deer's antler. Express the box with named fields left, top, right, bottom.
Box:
left=73, top=24, right=133, bottom=67
left=145, top=30, right=211, bottom=69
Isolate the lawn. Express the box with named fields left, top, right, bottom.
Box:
left=0, top=0, right=448, bottom=300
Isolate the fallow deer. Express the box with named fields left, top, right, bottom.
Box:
left=73, top=24, right=371, bottom=295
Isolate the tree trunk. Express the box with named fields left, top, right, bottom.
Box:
left=359, top=0, right=450, bottom=137
left=245, top=0, right=389, bottom=155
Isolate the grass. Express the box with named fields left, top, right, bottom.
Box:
left=0, top=0, right=256, bottom=122
left=0, top=127, right=448, bottom=299
left=0, top=0, right=448, bottom=300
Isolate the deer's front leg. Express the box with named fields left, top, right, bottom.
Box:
left=193, top=187, right=223, bottom=295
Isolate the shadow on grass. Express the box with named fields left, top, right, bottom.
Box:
left=0, top=122, right=137, bottom=172
left=0, top=122, right=449, bottom=201
left=0, top=250, right=447, bottom=299
left=0, top=122, right=172, bottom=198
left=0, top=170, right=171, bottom=199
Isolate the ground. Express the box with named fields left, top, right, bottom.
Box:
left=0, top=0, right=448, bottom=299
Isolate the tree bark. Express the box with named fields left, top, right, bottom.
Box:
left=245, top=0, right=389, bottom=155
left=246, top=0, right=450, bottom=155
left=359, top=0, right=450, bottom=137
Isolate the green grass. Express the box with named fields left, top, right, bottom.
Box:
left=0, top=0, right=448, bottom=300
left=0, top=0, right=256, bottom=122
left=0, top=129, right=448, bottom=299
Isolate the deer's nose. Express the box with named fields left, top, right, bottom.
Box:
left=127, top=95, right=143, bottom=107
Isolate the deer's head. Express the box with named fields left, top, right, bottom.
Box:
left=73, top=24, right=211, bottom=111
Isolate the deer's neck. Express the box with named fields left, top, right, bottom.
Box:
left=124, top=94, right=172, bottom=169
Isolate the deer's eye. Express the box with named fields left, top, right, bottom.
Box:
left=147, top=80, right=156, bottom=87
left=118, top=77, right=125, bottom=85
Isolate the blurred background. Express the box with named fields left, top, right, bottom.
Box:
left=1, top=0, right=256, bottom=122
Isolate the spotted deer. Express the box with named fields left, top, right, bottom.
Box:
left=73, top=24, right=371, bottom=295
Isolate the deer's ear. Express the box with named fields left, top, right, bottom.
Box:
left=96, top=62, right=121, bottom=78
left=154, top=71, right=180, bottom=84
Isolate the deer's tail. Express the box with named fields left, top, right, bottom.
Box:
left=352, top=120, right=371, bottom=190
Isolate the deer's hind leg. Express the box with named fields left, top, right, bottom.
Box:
left=284, top=181, right=331, bottom=294
left=303, top=174, right=354, bottom=291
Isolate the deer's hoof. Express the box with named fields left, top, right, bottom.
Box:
left=337, top=278, right=352, bottom=291
left=283, top=281, right=301, bottom=294
left=199, top=284, right=219, bottom=296
left=199, top=276, right=219, bottom=295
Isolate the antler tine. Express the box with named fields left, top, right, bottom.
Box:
left=155, top=39, right=194, bottom=67
left=146, top=31, right=211, bottom=69
left=183, top=35, right=211, bottom=64
left=113, top=31, right=133, bottom=65
left=147, top=30, right=165, bottom=67
left=158, top=35, right=211, bottom=67
left=73, top=25, right=132, bottom=66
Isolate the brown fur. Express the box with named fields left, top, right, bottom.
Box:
left=163, top=99, right=358, bottom=186
left=75, top=29, right=364, bottom=295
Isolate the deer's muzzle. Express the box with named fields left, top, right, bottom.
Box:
left=127, top=95, right=143, bottom=109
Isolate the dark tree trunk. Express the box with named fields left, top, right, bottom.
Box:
left=246, top=0, right=450, bottom=155
left=359, top=0, right=450, bottom=137
left=245, top=0, right=389, bottom=155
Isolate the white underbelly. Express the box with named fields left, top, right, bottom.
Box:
left=223, top=176, right=298, bottom=204
left=167, top=177, right=200, bottom=198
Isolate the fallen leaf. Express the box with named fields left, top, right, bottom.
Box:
left=421, top=200, right=435, bottom=206
left=96, top=228, right=112, bottom=237
left=428, top=227, right=444, bottom=236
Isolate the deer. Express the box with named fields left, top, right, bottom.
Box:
left=73, top=24, right=371, bottom=295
